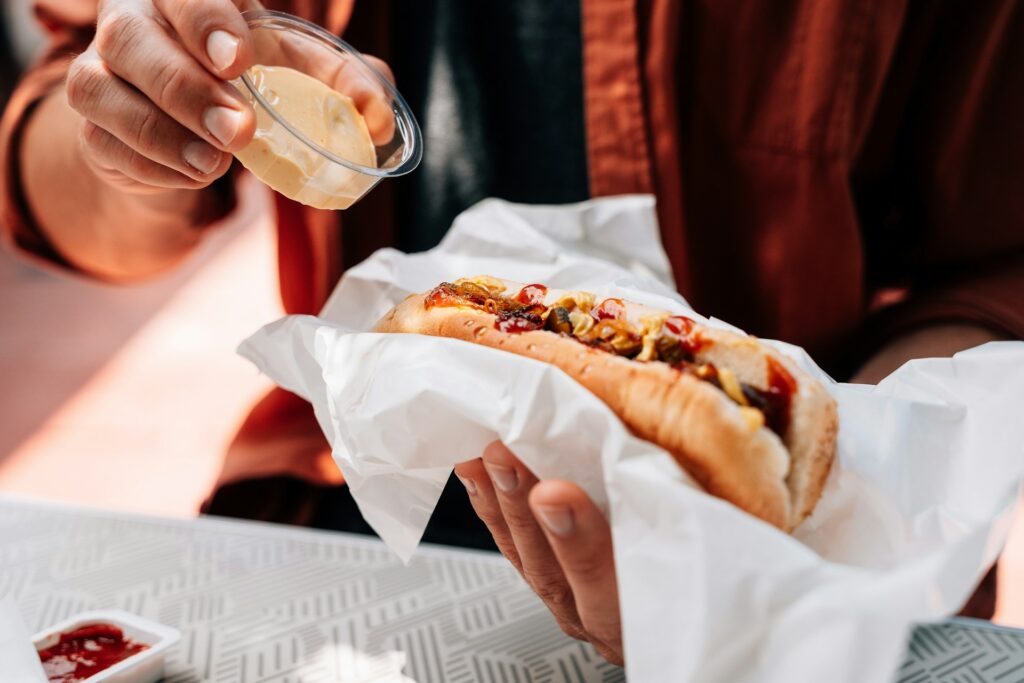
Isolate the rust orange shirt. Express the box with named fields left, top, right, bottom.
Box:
left=3, top=0, right=1023, bottom=492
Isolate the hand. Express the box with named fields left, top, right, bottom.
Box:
left=266, top=30, right=397, bottom=146
left=454, top=442, right=624, bottom=665
left=66, top=0, right=261, bottom=191
left=66, top=0, right=396, bottom=193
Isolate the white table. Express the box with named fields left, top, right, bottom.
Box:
left=0, top=496, right=623, bottom=682
left=1, top=496, right=1021, bottom=682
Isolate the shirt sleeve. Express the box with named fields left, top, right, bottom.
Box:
left=0, top=0, right=236, bottom=272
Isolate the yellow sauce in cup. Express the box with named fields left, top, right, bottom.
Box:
left=234, top=65, right=378, bottom=210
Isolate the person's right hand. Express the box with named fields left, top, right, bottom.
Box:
left=66, top=0, right=259, bottom=192
left=455, top=443, right=624, bottom=665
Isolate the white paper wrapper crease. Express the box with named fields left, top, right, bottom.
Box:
left=239, top=196, right=1024, bottom=683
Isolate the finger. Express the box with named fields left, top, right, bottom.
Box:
left=151, top=0, right=255, bottom=79
left=481, top=443, right=585, bottom=635
left=363, top=55, right=395, bottom=85
left=345, top=55, right=396, bottom=146
left=455, top=456, right=587, bottom=641
left=282, top=34, right=395, bottom=147
left=453, top=459, right=522, bottom=572
left=94, top=5, right=255, bottom=151
left=67, top=51, right=231, bottom=182
left=80, top=122, right=208, bottom=190
left=530, top=480, right=623, bottom=664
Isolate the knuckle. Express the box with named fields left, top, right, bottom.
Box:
left=527, top=573, right=574, bottom=610
left=321, top=59, right=352, bottom=99
left=66, top=58, right=106, bottom=112
left=578, top=613, right=617, bottom=647
left=468, top=499, right=501, bottom=528
left=365, top=55, right=395, bottom=83
left=537, top=584, right=574, bottom=611
left=525, top=563, right=566, bottom=589
left=497, top=544, right=522, bottom=571
left=79, top=121, right=106, bottom=151
left=123, top=147, right=155, bottom=178
left=168, top=1, right=215, bottom=40
left=131, top=106, right=166, bottom=153
left=473, top=505, right=505, bottom=531
left=153, top=61, right=191, bottom=110
left=566, top=554, right=612, bottom=586
left=594, top=642, right=624, bottom=667
left=471, top=500, right=512, bottom=533
left=556, top=619, right=586, bottom=642
left=95, top=9, right=145, bottom=62
left=503, top=505, right=540, bottom=532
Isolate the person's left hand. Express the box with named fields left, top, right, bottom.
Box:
left=454, top=442, right=623, bottom=665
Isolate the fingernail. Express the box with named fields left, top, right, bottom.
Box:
left=484, top=462, right=517, bottom=493
left=203, top=106, right=242, bottom=146
left=457, top=475, right=477, bottom=496
left=535, top=505, right=575, bottom=537
left=182, top=141, right=220, bottom=174
left=206, top=30, right=239, bottom=72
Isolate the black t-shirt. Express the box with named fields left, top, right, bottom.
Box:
left=345, top=2, right=588, bottom=549
left=389, top=0, right=590, bottom=252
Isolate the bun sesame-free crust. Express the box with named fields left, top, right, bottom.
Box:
left=374, top=281, right=837, bottom=532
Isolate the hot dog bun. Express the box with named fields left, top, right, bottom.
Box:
left=373, top=277, right=837, bottom=532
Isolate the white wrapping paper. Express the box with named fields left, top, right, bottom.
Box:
left=239, top=196, right=1024, bottom=683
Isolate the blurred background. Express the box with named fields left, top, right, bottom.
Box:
left=0, top=1, right=282, bottom=515
left=0, top=0, right=1021, bottom=626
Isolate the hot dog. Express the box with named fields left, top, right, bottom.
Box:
left=373, top=276, right=838, bottom=531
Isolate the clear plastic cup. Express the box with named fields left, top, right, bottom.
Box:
left=232, top=10, right=422, bottom=210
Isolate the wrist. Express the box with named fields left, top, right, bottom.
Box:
left=851, top=323, right=1009, bottom=384
left=21, top=89, right=216, bottom=280
left=72, top=144, right=210, bottom=280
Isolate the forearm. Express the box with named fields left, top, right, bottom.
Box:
left=851, top=323, right=1010, bottom=384
left=19, top=88, right=208, bottom=281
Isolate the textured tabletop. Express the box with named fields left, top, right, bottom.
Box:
left=0, top=497, right=622, bottom=683
left=1, top=497, right=1021, bottom=682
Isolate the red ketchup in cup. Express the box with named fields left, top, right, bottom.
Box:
left=38, top=623, right=148, bottom=683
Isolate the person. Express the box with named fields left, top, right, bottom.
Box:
left=2, top=0, right=1022, bottom=666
